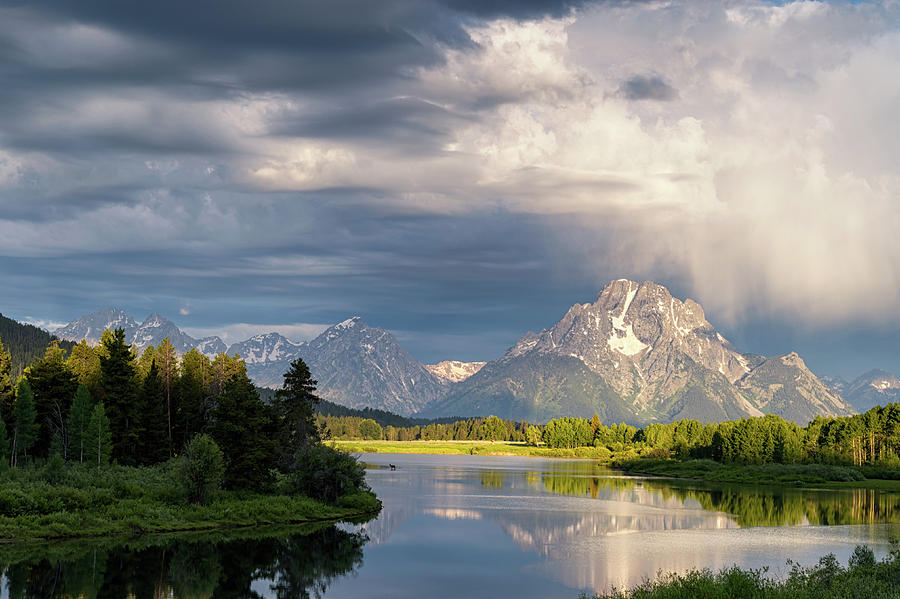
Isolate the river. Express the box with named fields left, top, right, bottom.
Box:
left=3, top=453, right=900, bottom=597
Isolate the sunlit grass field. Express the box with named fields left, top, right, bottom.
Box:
left=331, top=439, right=616, bottom=458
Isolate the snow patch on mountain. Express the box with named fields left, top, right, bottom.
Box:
left=425, top=360, right=487, bottom=383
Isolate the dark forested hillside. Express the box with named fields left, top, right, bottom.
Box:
left=0, top=313, right=74, bottom=378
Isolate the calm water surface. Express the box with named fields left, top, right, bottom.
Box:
left=3, top=453, right=900, bottom=598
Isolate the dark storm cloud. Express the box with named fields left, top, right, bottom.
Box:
left=618, top=74, right=677, bottom=101
left=269, top=97, right=466, bottom=151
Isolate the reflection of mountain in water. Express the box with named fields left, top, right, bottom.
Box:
left=0, top=524, right=369, bottom=599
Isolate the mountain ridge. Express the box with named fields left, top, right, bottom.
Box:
left=48, top=280, right=859, bottom=423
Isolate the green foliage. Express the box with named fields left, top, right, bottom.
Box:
left=84, top=401, right=112, bottom=470
left=0, top=336, right=12, bottom=425
left=179, top=434, right=225, bottom=505
left=0, top=314, right=75, bottom=381
left=0, top=418, right=7, bottom=468
left=274, top=358, right=321, bottom=465
left=358, top=418, right=383, bottom=440
left=44, top=452, right=66, bottom=485
left=278, top=445, right=370, bottom=504
left=208, top=371, right=275, bottom=489
left=67, top=385, right=93, bottom=463
left=98, top=328, right=138, bottom=465
left=136, top=360, right=170, bottom=465
left=590, top=544, right=900, bottom=599
left=66, top=340, right=101, bottom=390
left=11, top=379, right=38, bottom=466
left=543, top=417, right=593, bottom=448
left=24, top=341, right=78, bottom=459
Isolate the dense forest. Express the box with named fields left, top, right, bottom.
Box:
left=0, top=327, right=371, bottom=508
left=322, top=406, right=900, bottom=468
left=0, top=313, right=74, bottom=380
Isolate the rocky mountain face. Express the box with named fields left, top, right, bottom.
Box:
left=425, top=360, right=486, bottom=383
left=54, top=308, right=138, bottom=345
left=131, top=313, right=219, bottom=355
left=422, top=280, right=855, bottom=424
left=840, top=370, right=900, bottom=412
left=53, top=283, right=860, bottom=423
left=55, top=309, right=226, bottom=357
left=301, top=318, right=447, bottom=416
left=228, top=333, right=305, bottom=389
left=737, top=353, right=852, bottom=423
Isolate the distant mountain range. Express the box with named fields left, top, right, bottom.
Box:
left=47, top=279, right=893, bottom=423
left=821, top=370, right=900, bottom=413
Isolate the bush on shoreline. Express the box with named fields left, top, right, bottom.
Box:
left=588, top=545, right=900, bottom=599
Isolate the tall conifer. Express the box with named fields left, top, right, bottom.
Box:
left=67, top=384, right=93, bottom=463
left=11, top=379, right=38, bottom=466
left=137, top=360, right=170, bottom=465
left=99, top=328, right=138, bottom=465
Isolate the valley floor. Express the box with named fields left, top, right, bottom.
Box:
left=613, top=458, right=900, bottom=492
left=332, top=439, right=612, bottom=458
left=336, top=440, right=900, bottom=492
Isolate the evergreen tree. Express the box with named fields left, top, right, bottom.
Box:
left=156, top=337, right=178, bottom=457
left=66, top=340, right=102, bottom=391
left=137, top=360, right=170, bottom=465
left=136, top=345, right=157, bottom=380
left=67, top=384, right=93, bottom=463
left=84, top=401, right=112, bottom=470
left=0, top=336, right=12, bottom=426
left=11, top=379, right=38, bottom=467
left=273, top=358, right=320, bottom=467
left=208, top=371, right=275, bottom=489
left=98, top=328, right=139, bottom=465
left=24, top=341, right=77, bottom=458
left=0, top=417, right=8, bottom=468
left=175, top=349, right=211, bottom=451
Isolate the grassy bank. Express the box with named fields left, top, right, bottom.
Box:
left=0, top=461, right=380, bottom=541
left=588, top=545, right=900, bottom=599
left=331, top=439, right=616, bottom=459
left=614, top=458, right=900, bottom=492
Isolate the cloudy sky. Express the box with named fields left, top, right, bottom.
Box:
left=1, top=0, right=898, bottom=379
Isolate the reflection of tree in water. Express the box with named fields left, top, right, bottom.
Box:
left=480, top=470, right=506, bottom=488
left=482, top=464, right=900, bottom=528
left=0, top=524, right=368, bottom=598
left=645, top=483, right=900, bottom=527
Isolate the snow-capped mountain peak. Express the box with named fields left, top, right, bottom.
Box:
left=227, top=333, right=304, bottom=365
left=54, top=308, right=138, bottom=344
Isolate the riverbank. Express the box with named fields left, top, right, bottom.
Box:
left=588, top=544, right=899, bottom=599
left=332, top=439, right=614, bottom=458
left=0, top=461, right=380, bottom=541
left=613, top=458, right=900, bottom=492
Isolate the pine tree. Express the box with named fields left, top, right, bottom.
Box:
left=98, top=328, right=139, bottom=465
left=136, top=360, right=170, bottom=465
left=0, top=418, right=8, bottom=468
left=85, top=401, right=112, bottom=470
left=175, top=349, right=211, bottom=451
left=273, top=358, right=321, bottom=467
left=0, top=336, right=12, bottom=426
left=24, top=341, right=77, bottom=458
left=11, top=379, right=38, bottom=467
left=156, top=338, right=178, bottom=457
left=67, top=384, right=93, bottom=463
left=66, top=340, right=102, bottom=391
left=208, top=371, right=275, bottom=489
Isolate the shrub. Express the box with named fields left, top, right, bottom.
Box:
left=279, top=445, right=369, bottom=503
left=179, top=434, right=225, bottom=506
